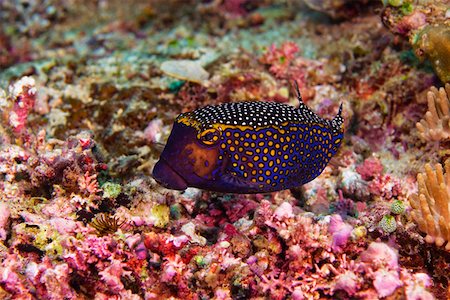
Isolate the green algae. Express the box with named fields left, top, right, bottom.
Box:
left=390, top=200, right=406, bottom=215
left=151, top=204, right=170, bottom=228
left=102, top=182, right=122, bottom=199
left=379, top=215, right=397, bottom=233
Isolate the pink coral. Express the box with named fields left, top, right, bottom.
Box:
left=360, top=242, right=398, bottom=270
left=329, top=214, right=353, bottom=252
left=368, top=174, right=403, bottom=200
left=404, top=272, right=434, bottom=300
left=333, top=270, right=360, bottom=296
left=98, top=260, right=130, bottom=294
left=0, top=202, right=10, bottom=240
left=273, top=201, right=294, bottom=220
left=39, top=263, right=77, bottom=299
left=0, top=253, right=33, bottom=297
left=161, top=255, right=185, bottom=283
left=372, top=269, right=402, bottom=298
left=222, top=197, right=258, bottom=223
left=356, top=156, right=384, bottom=181
left=7, top=76, right=36, bottom=133
left=143, top=118, right=163, bottom=143
left=259, top=42, right=299, bottom=78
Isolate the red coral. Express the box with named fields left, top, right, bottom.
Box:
left=368, top=174, right=403, bottom=200
left=78, top=170, right=100, bottom=196
left=223, top=198, right=258, bottom=223
left=356, top=157, right=384, bottom=181
left=259, top=42, right=299, bottom=78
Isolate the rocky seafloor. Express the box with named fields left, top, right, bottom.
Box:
left=1, top=0, right=450, bottom=299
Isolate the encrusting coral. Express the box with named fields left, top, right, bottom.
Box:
left=416, top=83, right=450, bottom=142
left=409, top=160, right=450, bottom=250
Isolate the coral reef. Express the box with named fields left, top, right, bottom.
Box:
left=0, top=0, right=449, bottom=298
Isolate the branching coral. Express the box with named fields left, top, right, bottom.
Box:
left=416, top=84, right=450, bottom=142
left=408, top=161, right=450, bottom=250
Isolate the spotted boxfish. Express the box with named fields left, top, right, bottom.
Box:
left=152, top=84, right=344, bottom=193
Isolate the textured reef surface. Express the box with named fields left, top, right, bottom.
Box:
left=0, top=0, right=450, bottom=299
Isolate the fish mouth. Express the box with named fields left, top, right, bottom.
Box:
left=152, top=157, right=188, bottom=190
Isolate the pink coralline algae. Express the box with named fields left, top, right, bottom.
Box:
left=5, top=76, right=37, bottom=133
left=333, top=270, right=361, bottom=296
left=356, top=156, right=384, bottom=181
left=329, top=214, right=353, bottom=252
left=259, top=41, right=299, bottom=78
left=368, top=173, right=404, bottom=201
left=143, top=118, right=164, bottom=144
left=360, top=242, right=399, bottom=270
left=0, top=202, right=10, bottom=241
left=373, top=269, right=403, bottom=298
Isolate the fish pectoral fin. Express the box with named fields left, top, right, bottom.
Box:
left=222, top=169, right=261, bottom=189
left=219, top=155, right=261, bottom=190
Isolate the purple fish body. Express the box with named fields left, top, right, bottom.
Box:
left=152, top=86, right=344, bottom=193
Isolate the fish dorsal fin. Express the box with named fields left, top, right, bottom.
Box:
left=293, top=80, right=303, bottom=105
left=332, top=103, right=344, bottom=129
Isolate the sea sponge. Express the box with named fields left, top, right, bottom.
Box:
left=413, top=24, right=450, bottom=83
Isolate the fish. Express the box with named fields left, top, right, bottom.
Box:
left=152, top=82, right=344, bottom=193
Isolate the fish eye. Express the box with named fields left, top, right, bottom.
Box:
left=198, top=128, right=220, bottom=145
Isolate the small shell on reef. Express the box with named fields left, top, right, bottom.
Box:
left=160, top=59, right=209, bottom=83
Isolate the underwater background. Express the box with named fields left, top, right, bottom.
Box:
left=0, top=0, right=449, bottom=299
